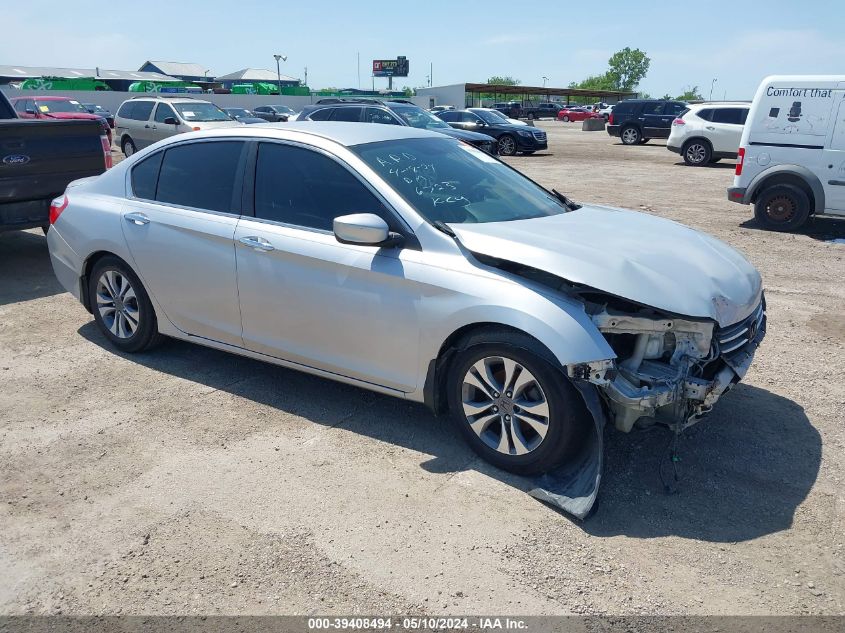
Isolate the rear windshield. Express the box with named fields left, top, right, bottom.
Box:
left=174, top=102, right=230, bottom=122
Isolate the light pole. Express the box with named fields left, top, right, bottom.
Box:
left=709, top=77, right=717, bottom=101
left=273, top=54, right=287, bottom=96
left=542, top=76, right=548, bottom=88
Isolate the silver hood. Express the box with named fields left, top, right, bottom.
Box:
left=450, top=205, right=763, bottom=327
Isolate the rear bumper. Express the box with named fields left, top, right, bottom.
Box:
left=46, top=225, right=83, bottom=302
left=606, top=124, right=621, bottom=137
left=667, top=143, right=682, bottom=155
left=727, top=186, right=748, bottom=204
left=0, top=199, right=50, bottom=233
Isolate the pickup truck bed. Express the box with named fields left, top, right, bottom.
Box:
left=1, top=91, right=107, bottom=232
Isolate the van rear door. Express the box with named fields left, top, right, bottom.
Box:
left=823, top=93, right=845, bottom=212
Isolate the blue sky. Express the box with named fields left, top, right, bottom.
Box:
left=4, top=0, right=843, bottom=98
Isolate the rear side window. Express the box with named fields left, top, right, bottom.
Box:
left=712, top=108, right=748, bottom=125
left=613, top=102, right=636, bottom=115
left=254, top=142, right=386, bottom=231
left=307, top=108, right=333, bottom=121
left=118, top=101, right=155, bottom=121
left=642, top=102, right=664, bottom=115
left=156, top=141, right=244, bottom=212
left=331, top=107, right=362, bottom=122
left=439, top=111, right=459, bottom=122
left=131, top=152, right=163, bottom=200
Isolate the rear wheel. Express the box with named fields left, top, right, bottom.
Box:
left=497, top=134, right=518, bottom=156
left=446, top=333, right=588, bottom=476
left=121, top=137, right=137, bottom=158
left=562, top=115, right=570, bottom=122
left=682, top=139, right=711, bottom=166
left=620, top=126, right=640, bottom=145
left=89, top=256, right=163, bottom=352
left=754, top=184, right=811, bottom=232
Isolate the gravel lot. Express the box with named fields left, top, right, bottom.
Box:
left=1, top=122, right=843, bottom=616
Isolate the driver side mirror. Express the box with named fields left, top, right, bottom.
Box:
left=25, top=108, right=37, bottom=115
left=333, top=213, right=403, bottom=248
left=164, top=117, right=179, bottom=125
left=474, top=120, right=486, bottom=127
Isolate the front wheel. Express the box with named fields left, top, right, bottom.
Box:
left=497, top=135, right=517, bottom=156
left=446, top=336, right=587, bottom=475
left=754, top=184, right=811, bottom=232
left=89, top=256, right=164, bottom=352
left=620, top=126, right=640, bottom=145
left=121, top=137, right=137, bottom=158
left=562, top=115, right=570, bottom=122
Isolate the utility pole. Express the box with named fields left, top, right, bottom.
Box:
left=357, top=52, right=361, bottom=89
left=304, top=67, right=308, bottom=87
left=430, top=62, right=433, bottom=87
left=709, top=77, right=717, bottom=101
left=273, top=54, right=287, bottom=96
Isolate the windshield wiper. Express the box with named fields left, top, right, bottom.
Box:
left=432, top=220, right=456, bottom=237
left=552, top=189, right=581, bottom=212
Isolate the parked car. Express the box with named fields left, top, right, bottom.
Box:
left=557, top=107, right=601, bottom=123
left=82, top=103, right=114, bottom=128
left=429, top=105, right=455, bottom=113
left=0, top=90, right=110, bottom=233
left=607, top=99, right=688, bottom=145
left=473, top=107, right=527, bottom=126
left=492, top=101, right=522, bottom=118
left=12, top=96, right=113, bottom=145
left=114, top=96, right=240, bottom=157
left=45, top=123, right=766, bottom=519
left=223, top=107, right=268, bottom=124
left=252, top=105, right=296, bottom=122
left=667, top=102, right=750, bottom=166
left=438, top=109, right=548, bottom=156
left=297, top=100, right=497, bottom=155
left=522, top=102, right=565, bottom=120
left=598, top=104, right=614, bottom=121
left=728, top=74, right=845, bottom=231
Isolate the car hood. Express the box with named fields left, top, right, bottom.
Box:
left=436, top=127, right=496, bottom=142
left=449, top=205, right=763, bottom=327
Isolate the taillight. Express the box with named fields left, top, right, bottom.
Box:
left=49, top=195, right=68, bottom=225
left=608, top=113, right=614, bottom=125
left=735, top=147, right=745, bottom=176
left=672, top=118, right=685, bottom=125
left=100, top=134, right=113, bottom=169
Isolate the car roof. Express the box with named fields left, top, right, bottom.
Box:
left=164, top=121, right=447, bottom=146
left=13, top=95, right=73, bottom=101
left=686, top=101, right=751, bottom=109
left=130, top=96, right=208, bottom=103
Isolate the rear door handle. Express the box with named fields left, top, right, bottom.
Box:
left=124, top=212, right=150, bottom=226
left=144, top=124, right=150, bottom=128
left=706, top=126, right=716, bottom=130
left=239, top=236, right=275, bottom=251
left=829, top=180, right=845, bottom=186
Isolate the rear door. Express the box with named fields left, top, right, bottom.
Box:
left=120, top=139, right=247, bottom=345
left=708, top=107, right=748, bottom=155
left=643, top=101, right=683, bottom=138
left=329, top=106, right=363, bottom=122
left=823, top=95, right=845, bottom=212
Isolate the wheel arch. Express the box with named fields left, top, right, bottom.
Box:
left=80, top=250, right=130, bottom=313
left=682, top=136, right=713, bottom=151
left=747, top=166, right=824, bottom=214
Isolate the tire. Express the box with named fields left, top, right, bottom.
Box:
left=446, top=332, right=588, bottom=476
left=709, top=157, right=721, bottom=164
left=497, top=134, right=518, bottom=156
left=754, top=184, right=811, bottom=232
left=562, top=115, right=570, bottom=122
left=527, top=112, right=535, bottom=120
left=88, top=256, right=164, bottom=353
left=121, top=137, right=137, bottom=158
left=639, top=138, right=650, bottom=144
left=682, top=139, right=712, bottom=166
left=521, top=151, right=535, bottom=155
left=620, top=125, right=640, bottom=145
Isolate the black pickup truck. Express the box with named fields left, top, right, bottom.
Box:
left=1, top=90, right=109, bottom=233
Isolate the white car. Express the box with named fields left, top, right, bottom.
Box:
left=728, top=75, right=845, bottom=231
left=598, top=104, right=613, bottom=120
left=667, top=102, right=750, bottom=166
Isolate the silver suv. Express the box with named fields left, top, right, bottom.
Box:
left=114, top=96, right=240, bottom=157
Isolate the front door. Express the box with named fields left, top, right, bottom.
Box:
left=121, top=140, right=247, bottom=345
left=234, top=141, right=421, bottom=391
left=151, top=103, right=178, bottom=144
left=823, top=94, right=845, bottom=212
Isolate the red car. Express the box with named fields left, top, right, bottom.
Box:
left=11, top=96, right=112, bottom=145
left=556, top=107, right=601, bottom=123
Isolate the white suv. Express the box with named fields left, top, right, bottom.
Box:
left=667, top=103, right=750, bottom=166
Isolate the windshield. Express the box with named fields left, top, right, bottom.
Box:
left=37, top=99, right=88, bottom=114
left=273, top=105, right=295, bottom=114
left=390, top=105, right=450, bottom=129
left=227, top=108, right=251, bottom=117
left=174, top=102, right=230, bottom=122
left=353, top=138, right=567, bottom=224
left=472, top=109, right=507, bottom=125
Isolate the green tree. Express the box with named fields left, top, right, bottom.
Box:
left=569, top=73, right=616, bottom=91
left=402, top=86, right=415, bottom=97
left=675, top=85, right=703, bottom=101
left=607, top=47, right=651, bottom=91
left=486, top=76, right=520, bottom=86
left=659, top=93, right=673, bottom=100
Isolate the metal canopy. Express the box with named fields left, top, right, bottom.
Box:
left=464, top=82, right=637, bottom=101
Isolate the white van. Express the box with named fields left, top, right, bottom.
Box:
left=728, top=75, right=845, bottom=231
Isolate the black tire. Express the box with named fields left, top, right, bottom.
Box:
left=709, top=157, right=721, bottom=164
left=620, top=125, right=640, bottom=145
left=682, top=139, right=712, bottom=166
left=88, top=256, right=164, bottom=353
left=639, top=138, right=650, bottom=144
left=754, top=184, right=811, bottom=232
left=446, top=331, right=589, bottom=476
left=121, top=137, right=137, bottom=158
left=497, top=134, right=518, bottom=156
left=521, top=151, right=535, bottom=155
left=562, top=115, right=570, bottom=122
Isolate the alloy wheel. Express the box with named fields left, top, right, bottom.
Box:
left=498, top=136, right=516, bottom=156
left=461, top=356, right=550, bottom=456
left=96, top=270, right=140, bottom=339
left=621, top=128, right=639, bottom=144
left=686, top=143, right=707, bottom=164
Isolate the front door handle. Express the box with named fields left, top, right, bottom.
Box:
left=124, top=212, right=150, bottom=226
left=706, top=126, right=716, bottom=130
left=144, top=124, right=150, bottom=128
left=239, top=236, right=275, bottom=251
left=829, top=180, right=845, bottom=186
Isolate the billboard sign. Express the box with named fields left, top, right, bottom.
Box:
left=372, top=56, right=409, bottom=78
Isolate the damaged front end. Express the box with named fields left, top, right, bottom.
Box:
left=569, top=297, right=766, bottom=433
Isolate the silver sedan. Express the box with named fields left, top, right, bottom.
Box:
left=46, top=123, right=765, bottom=512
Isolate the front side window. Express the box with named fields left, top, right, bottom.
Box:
left=472, top=110, right=505, bottom=125
left=173, top=102, right=230, bottom=122
left=664, top=102, right=687, bottom=116
left=390, top=105, right=450, bottom=129
left=365, top=108, right=401, bottom=125
left=438, top=111, right=459, bottom=122
left=353, top=138, right=568, bottom=225
left=254, top=142, right=386, bottom=231
left=154, top=104, right=176, bottom=123
left=459, top=112, right=481, bottom=123
left=156, top=141, right=244, bottom=212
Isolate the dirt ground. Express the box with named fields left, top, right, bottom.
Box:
left=1, top=122, right=843, bottom=616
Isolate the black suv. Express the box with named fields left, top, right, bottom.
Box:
left=437, top=109, right=548, bottom=156
left=297, top=100, right=497, bottom=154
left=607, top=99, right=687, bottom=145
